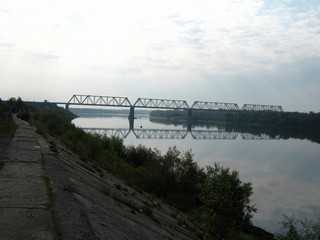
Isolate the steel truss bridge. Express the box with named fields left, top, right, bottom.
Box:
left=82, top=127, right=280, bottom=140
left=58, top=94, right=284, bottom=140
left=64, top=94, right=284, bottom=113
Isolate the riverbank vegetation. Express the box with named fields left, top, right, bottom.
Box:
left=0, top=98, right=19, bottom=138
left=0, top=117, right=17, bottom=138
left=29, top=107, right=265, bottom=239
left=276, top=215, right=320, bottom=240
left=0, top=98, right=19, bottom=173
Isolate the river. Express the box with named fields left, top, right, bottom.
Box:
left=72, top=114, right=320, bottom=233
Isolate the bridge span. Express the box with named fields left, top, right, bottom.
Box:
left=64, top=94, right=283, bottom=112
left=60, top=94, right=284, bottom=129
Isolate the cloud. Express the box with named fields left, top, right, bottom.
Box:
left=0, top=0, right=320, bottom=111
left=0, top=41, right=15, bottom=49
left=23, top=51, right=60, bottom=63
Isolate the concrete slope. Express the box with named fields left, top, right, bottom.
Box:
left=40, top=134, right=199, bottom=240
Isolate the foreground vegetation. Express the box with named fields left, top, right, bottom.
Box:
left=0, top=117, right=17, bottom=138
left=2, top=97, right=319, bottom=239
left=0, top=98, right=19, bottom=138
left=0, top=97, right=19, bottom=174
left=31, top=108, right=259, bottom=238
left=276, top=216, right=320, bottom=240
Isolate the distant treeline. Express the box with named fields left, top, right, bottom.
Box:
left=150, top=110, right=320, bottom=129
left=228, top=123, right=320, bottom=144
left=25, top=101, right=61, bottom=111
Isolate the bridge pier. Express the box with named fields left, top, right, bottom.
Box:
left=187, top=108, right=193, bottom=131
left=187, top=109, right=193, bottom=121
left=187, top=121, right=192, bottom=132
left=65, top=104, right=69, bottom=111
left=128, top=107, right=135, bottom=130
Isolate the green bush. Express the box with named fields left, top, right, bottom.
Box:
left=198, top=163, right=256, bottom=239
left=17, top=112, right=30, bottom=121
left=0, top=161, right=5, bottom=171
left=276, top=215, right=320, bottom=240
left=0, top=118, right=17, bottom=138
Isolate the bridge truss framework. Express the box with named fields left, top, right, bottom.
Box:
left=133, top=98, right=189, bottom=109
left=65, top=94, right=284, bottom=113
left=191, top=101, right=240, bottom=111
left=67, top=95, right=132, bottom=108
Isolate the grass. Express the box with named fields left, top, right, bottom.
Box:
left=49, top=144, right=58, bottom=154
left=101, top=187, right=160, bottom=222
left=43, top=176, right=54, bottom=208
left=78, top=161, right=95, bottom=173
left=141, top=206, right=160, bottom=224
left=102, top=187, right=141, bottom=213
left=49, top=141, right=57, bottom=149
left=0, top=118, right=17, bottom=138
left=92, top=164, right=104, bottom=177
left=116, top=195, right=140, bottom=212
left=0, top=160, right=4, bottom=171
left=43, top=176, right=62, bottom=240
left=0, top=117, right=15, bottom=172
left=170, top=210, right=178, bottom=219
left=114, top=183, right=122, bottom=190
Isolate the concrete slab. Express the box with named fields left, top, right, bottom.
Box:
left=0, top=208, right=54, bottom=240
left=7, top=144, right=42, bottom=162
left=0, top=177, right=48, bottom=208
left=0, top=161, right=43, bottom=177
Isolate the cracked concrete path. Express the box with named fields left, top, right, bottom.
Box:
left=0, top=116, right=54, bottom=240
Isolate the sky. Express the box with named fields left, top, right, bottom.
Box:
left=1, top=0, right=320, bottom=112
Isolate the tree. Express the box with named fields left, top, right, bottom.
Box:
left=198, top=163, right=256, bottom=239
left=7, top=97, right=17, bottom=113
left=125, top=144, right=154, bottom=167
left=276, top=215, right=320, bottom=240
left=16, top=97, right=24, bottom=112
left=174, top=150, right=205, bottom=210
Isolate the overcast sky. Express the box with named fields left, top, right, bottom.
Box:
left=1, top=0, right=319, bottom=112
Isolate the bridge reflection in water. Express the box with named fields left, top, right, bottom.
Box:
left=82, top=128, right=280, bottom=140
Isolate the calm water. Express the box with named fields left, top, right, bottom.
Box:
left=72, top=115, right=320, bottom=233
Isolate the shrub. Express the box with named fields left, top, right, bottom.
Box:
left=198, top=163, right=256, bottom=239
left=17, top=112, right=30, bottom=121
left=276, top=215, right=320, bottom=240
left=0, top=161, right=5, bottom=171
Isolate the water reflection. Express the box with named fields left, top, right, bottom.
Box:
left=83, top=128, right=131, bottom=138
left=73, top=116, right=320, bottom=233
left=82, top=127, right=281, bottom=140
left=151, top=118, right=320, bottom=143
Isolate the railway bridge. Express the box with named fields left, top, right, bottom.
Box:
left=59, top=94, right=284, bottom=130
